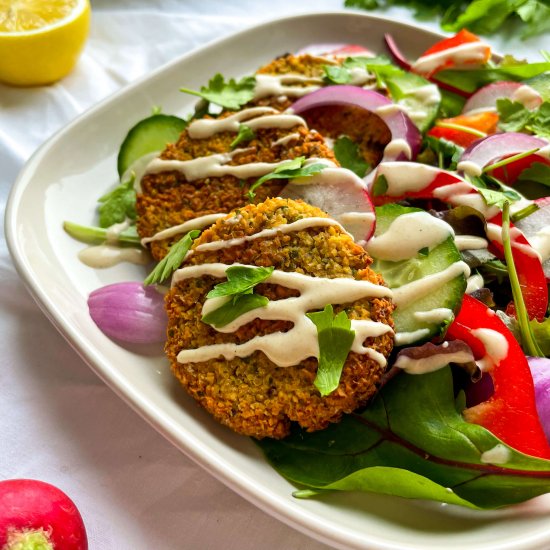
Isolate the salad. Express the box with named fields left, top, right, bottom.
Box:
left=64, top=28, right=550, bottom=510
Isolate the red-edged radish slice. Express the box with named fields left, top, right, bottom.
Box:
left=291, top=86, right=421, bottom=164
left=295, top=44, right=374, bottom=56
left=280, top=166, right=376, bottom=244
left=457, top=133, right=550, bottom=178
left=514, top=197, right=550, bottom=281
left=463, top=82, right=543, bottom=115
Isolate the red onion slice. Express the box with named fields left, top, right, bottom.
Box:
left=290, top=85, right=421, bottom=164
left=528, top=357, right=550, bottom=442
left=463, top=82, right=543, bottom=115
left=88, top=282, right=167, bottom=344
left=515, top=197, right=550, bottom=281
left=457, top=133, right=550, bottom=177
left=280, top=167, right=376, bottom=243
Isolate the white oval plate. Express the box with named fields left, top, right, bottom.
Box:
left=6, top=11, right=550, bottom=550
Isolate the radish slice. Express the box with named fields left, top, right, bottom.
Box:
left=88, top=282, right=167, bottom=344
left=514, top=197, right=550, bottom=281
left=280, top=167, right=376, bottom=244
left=290, top=86, right=421, bottom=164
left=528, top=357, right=550, bottom=442
left=295, top=44, right=374, bottom=57
left=463, top=82, right=543, bottom=115
left=457, top=133, right=550, bottom=178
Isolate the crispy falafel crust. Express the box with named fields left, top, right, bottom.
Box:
left=165, top=198, right=394, bottom=439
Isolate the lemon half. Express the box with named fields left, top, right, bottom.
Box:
left=0, top=0, right=90, bottom=86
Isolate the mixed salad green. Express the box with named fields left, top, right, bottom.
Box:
left=65, top=29, right=550, bottom=511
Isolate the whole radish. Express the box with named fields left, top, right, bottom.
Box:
left=0, top=479, right=88, bottom=550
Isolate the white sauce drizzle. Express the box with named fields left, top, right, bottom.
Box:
left=528, top=226, right=550, bottom=263
left=392, top=261, right=470, bottom=308
left=366, top=212, right=453, bottom=261
left=480, top=444, right=511, bottom=465
left=253, top=74, right=324, bottom=100
left=454, top=235, right=488, bottom=251
left=411, top=42, right=490, bottom=75
left=141, top=213, right=227, bottom=245
left=414, top=308, right=454, bottom=323
left=466, top=273, right=484, bottom=294
left=471, top=327, right=509, bottom=372
left=78, top=245, right=149, bottom=268
left=456, top=160, right=483, bottom=177
left=486, top=223, right=542, bottom=260
left=376, top=162, right=440, bottom=196
left=383, top=138, right=412, bottom=160
left=173, top=263, right=393, bottom=367
left=193, top=217, right=347, bottom=253
left=394, top=328, right=430, bottom=346
left=394, top=347, right=474, bottom=375
left=511, top=85, right=542, bottom=110
left=271, top=132, right=301, bottom=147
left=187, top=107, right=278, bottom=138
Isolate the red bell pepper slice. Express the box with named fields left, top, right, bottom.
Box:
left=422, top=29, right=485, bottom=57
left=428, top=112, right=499, bottom=148
left=447, top=294, right=550, bottom=459
left=372, top=164, right=549, bottom=320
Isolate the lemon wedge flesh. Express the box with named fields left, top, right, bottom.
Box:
left=0, top=0, right=90, bottom=86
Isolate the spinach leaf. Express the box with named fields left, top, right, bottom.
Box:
left=258, top=367, right=550, bottom=509
left=518, top=162, right=550, bottom=187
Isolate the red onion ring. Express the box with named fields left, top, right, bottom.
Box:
left=290, top=85, right=421, bottom=163
left=528, top=357, right=550, bottom=442
left=458, top=133, right=550, bottom=175
left=88, top=282, right=167, bottom=344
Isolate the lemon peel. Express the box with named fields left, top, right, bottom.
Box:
left=0, top=0, right=90, bottom=86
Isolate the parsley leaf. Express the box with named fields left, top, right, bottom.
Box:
left=528, top=102, right=550, bottom=138
left=518, top=162, right=550, bottom=187
left=497, top=98, right=532, bottom=132
left=247, top=157, right=327, bottom=199
left=334, top=136, right=370, bottom=177
left=323, top=65, right=352, bottom=84
left=98, top=175, right=137, bottom=228
left=306, top=305, right=356, bottom=396
left=144, top=230, right=200, bottom=285
left=180, top=74, right=256, bottom=111
left=202, top=294, right=269, bottom=328
left=202, top=266, right=273, bottom=328
left=469, top=174, right=522, bottom=208
left=423, top=136, right=464, bottom=170
left=207, top=265, right=274, bottom=298
left=230, top=124, right=256, bottom=149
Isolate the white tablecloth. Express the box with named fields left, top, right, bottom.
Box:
left=0, top=3, right=545, bottom=548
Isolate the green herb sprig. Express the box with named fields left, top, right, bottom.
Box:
left=98, top=174, right=137, bottom=228
left=334, top=136, right=370, bottom=177
left=180, top=74, right=256, bottom=111
left=307, top=305, right=356, bottom=396
left=144, top=230, right=200, bottom=285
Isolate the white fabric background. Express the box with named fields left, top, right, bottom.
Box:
left=0, top=2, right=546, bottom=549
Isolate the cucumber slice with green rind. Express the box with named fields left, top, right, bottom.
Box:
left=117, top=114, right=187, bottom=177
left=369, top=203, right=467, bottom=345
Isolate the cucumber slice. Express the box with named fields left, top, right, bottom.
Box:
left=385, top=73, right=440, bottom=132
left=117, top=114, right=187, bottom=177
left=368, top=204, right=467, bottom=346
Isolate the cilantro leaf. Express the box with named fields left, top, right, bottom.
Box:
left=334, top=136, right=370, bottom=177
left=307, top=305, right=355, bottom=396
left=180, top=74, right=256, bottom=111
left=477, top=187, right=520, bottom=209
left=323, top=65, right=352, bottom=84
left=469, top=174, right=522, bottom=208
left=98, top=175, right=137, bottom=228
left=144, top=230, right=200, bottom=285
left=518, top=162, right=550, bottom=187
left=372, top=174, right=388, bottom=197
left=497, top=98, right=532, bottom=132
left=247, top=157, right=327, bottom=199
left=202, top=293, right=269, bottom=328
left=423, top=136, right=464, bottom=171
left=230, top=124, right=256, bottom=149
left=527, top=102, right=550, bottom=138
left=207, top=265, right=274, bottom=298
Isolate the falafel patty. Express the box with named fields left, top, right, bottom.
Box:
left=165, top=197, right=394, bottom=439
